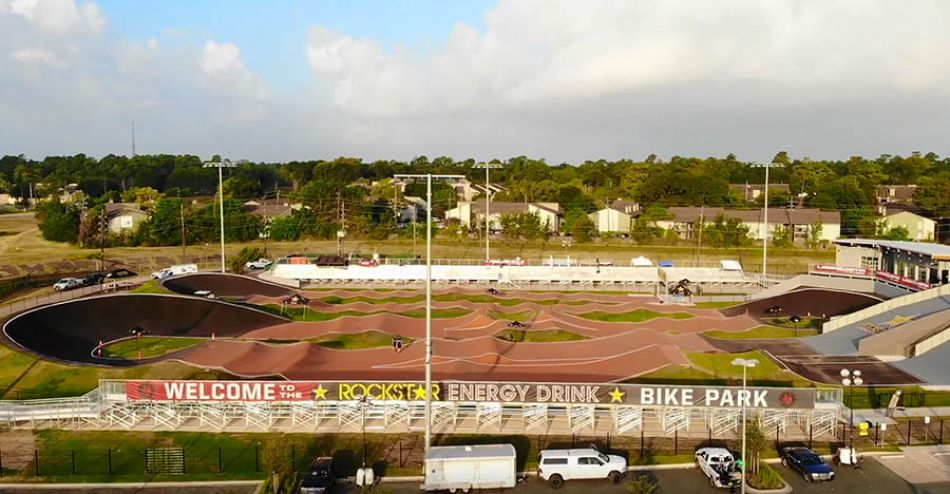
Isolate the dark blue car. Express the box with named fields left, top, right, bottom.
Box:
left=781, top=447, right=835, bottom=482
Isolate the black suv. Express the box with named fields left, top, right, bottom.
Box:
left=781, top=447, right=835, bottom=482
left=299, top=457, right=335, bottom=494
left=81, top=273, right=105, bottom=286
left=105, top=268, right=137, bottom=279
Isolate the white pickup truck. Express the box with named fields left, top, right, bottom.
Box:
left=695, top=447, right=742, bottom=489
left=538, top=447, right=627, bottom=488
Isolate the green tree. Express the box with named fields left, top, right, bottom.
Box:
left=771, top=224, right=793, bottom=248
left=499, top=212, right=545, bottom=241
left=35, top=199, right=79, bottom=243
left=562, top=209, right=595, bottom=242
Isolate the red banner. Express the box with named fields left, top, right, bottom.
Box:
left=813, top=264, right=872, bottom=277
left=875, top=271, right=931, bottom=291
left=126, top=380, right=316, bottom=402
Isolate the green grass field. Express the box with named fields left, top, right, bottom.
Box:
left=489, top=309, right=537, bottom=322
left=578, top=309, right=693, bottom=323
left=0, top=344, right=235, bottom=400
left=494, top=329, right=588, bottom=343
left=704, top=326, right=818, bottom=339
left=129, top=280, right=171, bottom=294
left=101, top=337, right=206, bottom=359
left=262, top=305, right=471, bottom=321
left=307, top=331, right=413, bottom=350
left=318, top=293, right=595, bottom=306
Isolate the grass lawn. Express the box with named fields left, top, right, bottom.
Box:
left=489, top=309, right=536, bottom=322
left=687, top=350, right=804, bottom=384
left=768, top=316, right=823, bottom=329
left=129, top=280, right=171, bottom=294
left=0, top=343, right=235, bottom=400
left=307, top=331, right=413, bottom=350
left=101, top=336, right=206, bottom=359
left=317, top=293, right=597, bottom=307
left=705, top=326, right=818, bottom=339
left=494, top=329, right=588, bottom=343
left=578, top=309, right=693, bottom=323
left=694, top=301, right=742, bottom=309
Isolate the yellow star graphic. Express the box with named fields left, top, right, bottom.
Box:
left=314, top=385, right=327, bottom=400
left=608, top=388, right=625, bottom=403
left=414, top=386, right=428, bottom=400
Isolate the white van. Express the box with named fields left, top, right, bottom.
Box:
left=151, top=263, right=198, bottom=280
left=537, top=448, right=627, bottom=488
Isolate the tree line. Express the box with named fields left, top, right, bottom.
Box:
left=10, top=151, right=950, bottom=248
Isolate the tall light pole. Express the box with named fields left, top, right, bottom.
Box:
left=473, top=162, right=502, bottom=262
left=394, top=174, right=465, bottom=459
left=840, top=368, right=864, bottom=455
left=732, top=357, right=759, bottom=494
left=203, top=158, right=239, bottom=273
left=762, top=161, right=770, bottom=284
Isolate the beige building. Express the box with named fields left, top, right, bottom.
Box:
left=104, top=202, right=148, bottom=233
left=883, top=210, right=936, bottom=241
left=657, top=207, right=841, bottom=243
left=445, top=201, right=562, bottom=232
left=588, top=200, right=641, bottom=233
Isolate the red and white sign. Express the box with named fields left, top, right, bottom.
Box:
left=813, top=264, right=872, bottom=277
left=126, top=380, right=315, bottom=402
left=875, top=271, right=930, bottom=291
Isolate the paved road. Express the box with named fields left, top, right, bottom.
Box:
left=4, top=458, right=949, bottom=493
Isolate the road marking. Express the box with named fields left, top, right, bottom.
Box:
left=879, top=454, right=906, bottom=459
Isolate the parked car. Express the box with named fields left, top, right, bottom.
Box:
left=537, top=447, right=627, bottom=488
left=244, top=258, right=273, bottom=270
left=53, top=278, right=83, bottom=292
left=299, top=457, right=335, bottom=494
left=193, top=290, right=215, bottom=299
left=781, top=447, right=835, bottom=482
left=104, top=268, right=137, bottom=279
left=151, top=263, right=198, bottom=280
left=695, top=447, right=741, bottom=489
left=765, top=305, right=783, bottom=314
left=81, top=273, right=105, bottom=286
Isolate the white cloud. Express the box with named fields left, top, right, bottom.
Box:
left=8, top=0, right=103, bottom=34
left=10, top=47, right=59, bottom=64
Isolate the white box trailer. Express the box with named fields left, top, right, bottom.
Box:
left=423, top=444, right=517, bottom=492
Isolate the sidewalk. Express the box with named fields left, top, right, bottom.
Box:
left=852, top=406, right=950, bottom=425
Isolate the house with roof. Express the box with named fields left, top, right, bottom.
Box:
left=104, top=202, right=148, bottom=233
left=657, top=207, right=841, bottom=243
left=880, top=207, right=936, bottom=242
left=445, top=201, right=562, bottom=232
left=876, top=185, right=917, bottom=204
left=729, top=183, right=791, bottom=203
left=242, top=202, right=295, bottom=219
left=588, top=200, right=641, bottom=233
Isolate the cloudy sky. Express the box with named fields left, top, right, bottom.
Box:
left=2, top=0, right=950, bottom=163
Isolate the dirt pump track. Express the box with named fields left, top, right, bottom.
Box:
left=0, top=274, right=913, bottom=384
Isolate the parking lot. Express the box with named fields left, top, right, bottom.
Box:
left=361, top=457, right=950, bottom=493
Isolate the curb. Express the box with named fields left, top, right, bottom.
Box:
left=745, top=478, right=792, bottom=494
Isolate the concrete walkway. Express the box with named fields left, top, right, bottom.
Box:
left=851, top=405, right=950, bottom=425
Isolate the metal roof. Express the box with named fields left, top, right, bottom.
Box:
left=426, top=444, right=516, bottom=460
left=834, top=239, right=950, bottom=259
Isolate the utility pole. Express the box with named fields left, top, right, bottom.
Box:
left=337, top=192, right=346, bottom=258
left=393, top=174, right=465, bottom=464
left=697, top=205, right=705, bottom=263
left=99, top=208, right=108, bottom=271
left=203, top=158, right=240, bottom=273
left=130, top=122, right=136, bottom=157
left=762, top=161, right=771, bottom=283
left=180, top=201, right=186, bottom=258
left=473, top=162, right=502, bottom=262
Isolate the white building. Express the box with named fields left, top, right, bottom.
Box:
left=445, top=201, right=562, bottom=232
left=883, top=210, right=936, bottom=241
left=656, top=207, right=841, bottom=243
left=588, top=200, right=640, bottom=233
left=104, top=202, right=148, bottom=234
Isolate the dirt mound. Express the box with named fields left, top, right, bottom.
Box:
left=2, top=294, right=286, bottom=365
left=162, top=273, right=295, bottom=298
